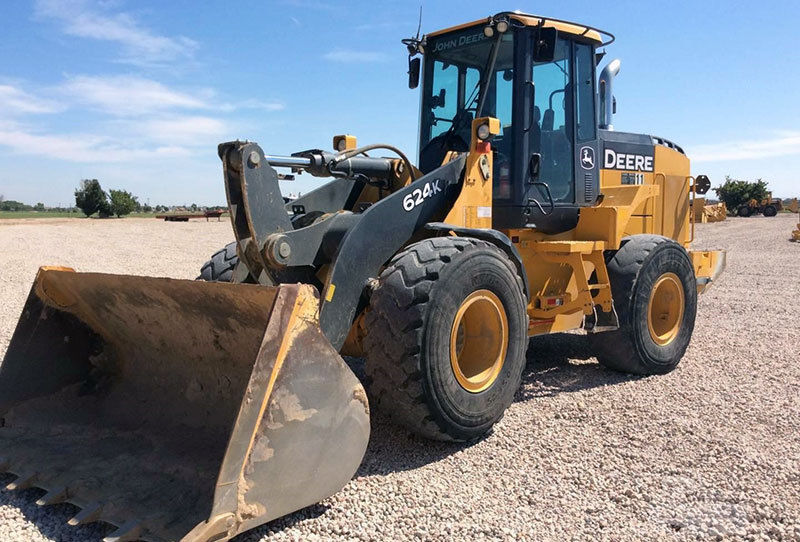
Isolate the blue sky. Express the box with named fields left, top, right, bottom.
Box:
left=1, top=0, right=799, bottom=206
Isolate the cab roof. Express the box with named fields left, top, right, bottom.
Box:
left=426, top=11, right=614, bottom=46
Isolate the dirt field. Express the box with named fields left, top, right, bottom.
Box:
left=1, top=215, right=799, bottom=541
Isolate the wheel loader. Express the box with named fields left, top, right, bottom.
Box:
left=0, top=12, right=726, bottom=542
left=736, top=192, right=784, bottom=217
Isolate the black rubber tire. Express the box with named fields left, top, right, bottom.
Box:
left=763, top=205, right=778, bottom=217
left=197, top=242, right=239, bottom=282
left=737, top=205, right=752, bottom=217
left=362, top=237, right=528, bottom=442
left=592, top=235, right=697, bottom=375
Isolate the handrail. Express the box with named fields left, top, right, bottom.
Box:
left=686, top=175, right=696, bottom=243
left=654, top=172, right=667, bottom=237
left=499, top=11, right=616, bottom=46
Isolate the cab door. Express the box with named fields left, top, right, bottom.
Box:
left=495, top=31, right=599, bottom=233
left=572, top=40, right=600, bottom=207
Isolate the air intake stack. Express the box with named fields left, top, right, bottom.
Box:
left=599, top=59, right=621, bottom=130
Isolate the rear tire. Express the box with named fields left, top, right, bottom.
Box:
left=363, top=237, right=528, bottom=442
left=763, top=205, right=778, bottom=217
left=197, top=242, right=239, bottom=282
left=592, top=235, right=697, bottom=375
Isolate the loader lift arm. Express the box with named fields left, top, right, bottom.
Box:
left=220, top=140, right=467, bottom=349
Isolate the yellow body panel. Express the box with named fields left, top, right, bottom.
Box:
left=498, top=141, right=721, bottom=337
left=443, top=118, right=500, bottom=229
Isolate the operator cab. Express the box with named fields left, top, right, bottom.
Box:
left=412, top=13, right=613, bottom=234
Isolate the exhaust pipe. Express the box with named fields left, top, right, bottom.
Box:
left=599, top=59, right=621, bottom=130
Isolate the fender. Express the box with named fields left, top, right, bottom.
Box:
left=424, top=222, right=530, bottom=301
left=318, top=156, right=467, bottom=350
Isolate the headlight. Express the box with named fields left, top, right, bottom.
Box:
left=337, top=138, right=347, bottom=152
left=483, top=25, right=494, bottom=38
left=496, top=20, right=509, bottom=33
left=476, top=123, right=491, bottom=141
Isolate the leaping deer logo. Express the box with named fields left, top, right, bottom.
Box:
left=580, top=146, right=595, bottom=169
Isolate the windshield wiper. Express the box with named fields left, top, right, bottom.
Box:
left=439, top=33, right=503, bottom=150
left=475, top=34, right=503, bottom=117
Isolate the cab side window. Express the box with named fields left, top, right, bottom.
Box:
left=531, top=38, right=574, bottom=203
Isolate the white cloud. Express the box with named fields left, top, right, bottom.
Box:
left=35, top=0, right=198, bottom=66
left=323, top=49, right=387, bottom=63
left=61, top=75, right=210, bottom=115
left=0, top=84, right=62, bottom=115
left=0, top=124, right=191, bottom=163
left=58, top=75, right=284, bottom=116
left=218, top=99, right=285, bottom=113
left=138, top=116, right=228, bottom=145
left=690, top=132, right=800, bottom=162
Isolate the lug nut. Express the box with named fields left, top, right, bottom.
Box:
left=248, top=151, right=261, bottom=167
left=278, top=242, right=291, bottom=259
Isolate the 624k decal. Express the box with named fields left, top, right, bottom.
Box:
left=403, top=180, right=442, bottom=211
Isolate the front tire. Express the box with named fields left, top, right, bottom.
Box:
left=737, top=205, right=752, bottom=217
left=763, top=205, right=778, bottom=217
left=593, top=235, right=697, bottom=375
left=197, top=242, right=239, bottom=282
left=363, top=237, right=528, bottom=441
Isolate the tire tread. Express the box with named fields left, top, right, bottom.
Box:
left=363, top=237, right=524, bottom=441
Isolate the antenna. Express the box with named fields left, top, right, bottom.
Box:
left=401, top=5, right=425, bottom=55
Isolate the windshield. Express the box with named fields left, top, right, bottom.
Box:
left=418, top=27, right=515, bottom=176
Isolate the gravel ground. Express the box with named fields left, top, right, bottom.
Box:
left=1, top=215, right=799, bottom=541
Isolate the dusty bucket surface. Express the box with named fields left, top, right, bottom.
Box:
left=0, top=268, right=369, bottom=542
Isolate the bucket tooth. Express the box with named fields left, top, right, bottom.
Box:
left=36, top=486, right=68, bottom=506
left=68, top=502, right=103, bottom=526
left=103, top=520, right=142, bottom=542
left=5, top=471, right=38, bottom=490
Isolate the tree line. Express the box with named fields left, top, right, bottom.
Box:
left=1, top=180, right=216, bottom=217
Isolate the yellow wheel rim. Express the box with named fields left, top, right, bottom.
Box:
left=449, top=289, right=508, bottom=393
left=647, top=272, right=685, bottom=346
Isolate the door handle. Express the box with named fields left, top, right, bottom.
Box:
left=523, top=80, right=535, bottom=133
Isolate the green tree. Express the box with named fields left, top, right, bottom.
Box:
left=713, top=176, right=770, bottom=214
left=0, top=200, right=32, bottom=211
left=109, top=189, right=139, bottom=217
left=74, top=179, right=108, bottom=217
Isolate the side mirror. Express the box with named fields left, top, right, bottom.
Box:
left=431, top=88, right=446, bottom=109
left=533, top=27, right=558, bottom=62
left=529, top=153, right=542, bottom=182
left=408, top=57, right=421, bottom=89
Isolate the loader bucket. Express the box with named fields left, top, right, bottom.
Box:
left=0, top=268, right=370, bottom=542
